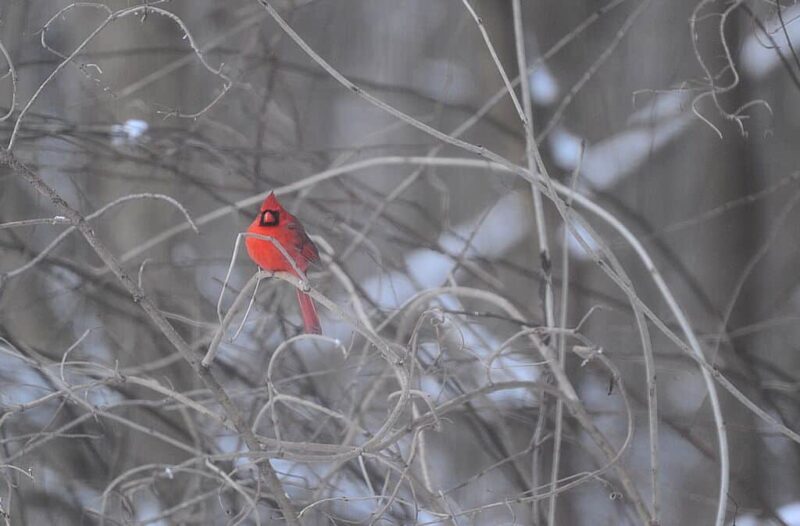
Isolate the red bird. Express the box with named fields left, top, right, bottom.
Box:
left=245, top=192, right=322, bottom=334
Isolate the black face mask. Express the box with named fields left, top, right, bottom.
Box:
left=259, top=209, right=280, bottom=227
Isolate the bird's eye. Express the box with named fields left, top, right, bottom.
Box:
left=259, top=209, right=280, bottom=227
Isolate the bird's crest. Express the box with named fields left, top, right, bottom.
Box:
left=260, top=192, right=286, bottom=212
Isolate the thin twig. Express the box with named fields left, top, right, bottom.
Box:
left=0, top=148, right=300, bottom=526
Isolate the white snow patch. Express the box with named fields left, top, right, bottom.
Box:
left=732, top=501, right=800, bottom=526
left=529, top=65, right=559, bottom=105
left=406, top=250, right=454, bottom=289
left=549, top=126, right=584, bottom=171
left=741, top=4, right=800, bottom=79
left=111, top=119, right=149, bottom=145
left=581, top=114, right=691, bottom=190
left=629, top=91, right=690, bottom=125
left=440, top=191, right=532, bottom=258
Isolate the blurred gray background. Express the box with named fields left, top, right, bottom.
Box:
left=2, top=0, right=800, bottom=524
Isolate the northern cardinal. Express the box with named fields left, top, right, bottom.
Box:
left=245, top=192, right=322, bottom=334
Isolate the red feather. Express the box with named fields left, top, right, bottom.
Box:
left=245, top=193, right=322, bottom=334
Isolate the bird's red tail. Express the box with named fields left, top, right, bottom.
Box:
left=295, top=289, right=322, bottom=334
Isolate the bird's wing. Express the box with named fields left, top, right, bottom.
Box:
left=288, top=220, right=320, bottom=266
